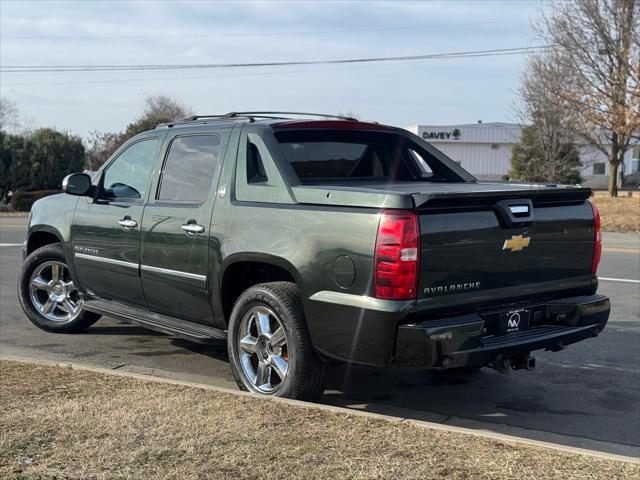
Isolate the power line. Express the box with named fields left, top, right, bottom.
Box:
left=0, top=0, right=553, bottom=2
left=0, top=19, right=527, bottom=40
left=0, top=46, right=551, bottom=74
left=0, top=53, right=531, bottom=88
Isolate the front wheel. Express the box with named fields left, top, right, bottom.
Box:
left=227, top=282, right=326, bottom=401
left=18, top=243, right=101, bottom=333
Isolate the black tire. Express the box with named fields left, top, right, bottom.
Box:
left=227, top=282, right=326, bottom=401
left=18, top=243, right=101, bottom=333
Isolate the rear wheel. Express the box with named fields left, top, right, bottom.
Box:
left=227, top=282, right=326, bottom=401
left=18, top=243, right=101, bottom=333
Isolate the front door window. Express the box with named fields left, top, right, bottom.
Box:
left=101, top=139, right=158, bottom=201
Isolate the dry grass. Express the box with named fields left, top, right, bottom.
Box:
left=591, top=195, right=640, bottom=233
left=0, top=211, right=29, bottom=217
left=1, top=361, right=638, bottom=480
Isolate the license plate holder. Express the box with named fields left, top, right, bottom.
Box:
left=498, top=308, right=531, bottom=334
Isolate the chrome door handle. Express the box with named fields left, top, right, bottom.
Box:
left=181, top=223, right=205, bottom=236
left=117, top=218, right=138, bottom=231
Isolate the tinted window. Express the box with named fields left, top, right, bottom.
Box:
left=247, top=141, right=268, bottom=184
left=276, top=132, right=393, bottom=181
left=274, top=130, right=456, bottom=183
left=158, top=135, right=221, bottom=203
left=280, top=141, right=383, bottom=179
left=102, top=139, right=158, bottom=200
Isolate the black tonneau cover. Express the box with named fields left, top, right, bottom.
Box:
left=292, top=181, right=590, bottom=210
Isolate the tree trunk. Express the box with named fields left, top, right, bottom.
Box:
left=608, top=134, right=620, bottom=197
left=608, top=160, right=619, bottom=197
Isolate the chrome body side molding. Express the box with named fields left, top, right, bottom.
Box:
left=74, top=253, right=206, bottom=285
left=309, top=290, right=414, bottom=313
left=74, top=252, right=138, bottom=270
left=141, top=265, right=207, bottom=284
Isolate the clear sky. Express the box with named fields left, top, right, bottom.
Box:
left=0, top=0, right=544, bottom=138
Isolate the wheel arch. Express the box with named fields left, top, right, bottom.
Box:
left=217, top=253, right=305, bottom=325
left=26, top=227, right=64, bottom=255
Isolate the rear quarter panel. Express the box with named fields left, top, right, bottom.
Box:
left=212, top=198, right=380, bottom=302
left=210, top=195, right=390, bottom=363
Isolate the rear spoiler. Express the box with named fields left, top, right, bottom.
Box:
left=291, top=183, right=590, bottom=212
left=412, top=186, right=591, bottom=211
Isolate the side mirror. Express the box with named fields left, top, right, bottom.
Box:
left=62, top=173, right=93, bottom=197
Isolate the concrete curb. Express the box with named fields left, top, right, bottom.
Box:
left=2, top=353, right=638, bottom=465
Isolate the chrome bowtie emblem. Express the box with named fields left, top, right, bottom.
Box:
left=502, top=235, right=531, bottom=252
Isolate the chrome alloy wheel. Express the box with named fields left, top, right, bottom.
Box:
left=28, top=260, right=83, bottom=323
left=238, top=306, right=290, bottom=394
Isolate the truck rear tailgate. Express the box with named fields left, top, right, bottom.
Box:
left=415, top=186, right=596, bottom=315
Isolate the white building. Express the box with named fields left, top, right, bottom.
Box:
left=405, top=122, right=639, bottom=188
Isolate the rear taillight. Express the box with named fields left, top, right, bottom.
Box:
left=374, top=210, right=419, bottom=300
left=589, top=200, right=602, bottom=274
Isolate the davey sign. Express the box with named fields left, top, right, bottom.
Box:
left=422, top=128, right=461, bottom=141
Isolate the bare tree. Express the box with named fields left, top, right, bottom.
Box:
left=84, top=94, right=194, bottom=170
left=515, top=50, right=584, bottom=183
left=143, top=94, right=193, bottom=122
left=537, top=0, right=639, bottom=196
left=0, top=96, right=20, bottom=132
left=84, top=130, right=122, bottom=171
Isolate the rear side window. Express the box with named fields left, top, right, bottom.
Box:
left=409, top=149, right=432, bottom=175
left=158, top=134, right=221, bottom=203
left=247, top=141, right=268, bottom=184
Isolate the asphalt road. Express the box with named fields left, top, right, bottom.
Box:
left=1, top=216, right=638, bottom=457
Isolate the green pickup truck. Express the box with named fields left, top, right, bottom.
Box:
left=18, top=112, right=610, bottom=401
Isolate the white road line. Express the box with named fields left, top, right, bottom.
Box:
left=599, top=277, right=640, bottom=284
left=0, top=243, right=21, bottom=247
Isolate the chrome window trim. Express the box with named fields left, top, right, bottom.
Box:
left=141, top=264, right=207, bottom=283
left=74, top=253, right=138, bottom=269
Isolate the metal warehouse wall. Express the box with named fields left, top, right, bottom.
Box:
left=408, top=123, right=638, bottom=186
left=408, top=123, right=520, bottom=180
left=430, top=142, right=511, bottom=178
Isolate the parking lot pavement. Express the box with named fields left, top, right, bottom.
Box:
left=1, top=217, right=638, bottom=457
left=0, top=216, right=28, bottom=245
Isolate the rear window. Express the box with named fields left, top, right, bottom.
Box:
left=280, top=141, right=385, bottom=179
left=274, top=130, right=461, bottom=184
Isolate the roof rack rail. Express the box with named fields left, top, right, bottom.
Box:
left=186, top=111, right=359, bottom=122
left=156, top=115, right=251, bottom=129
left=156, top=111, right=362, bottom=129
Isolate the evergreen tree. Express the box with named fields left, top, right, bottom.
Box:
left=510, top=125, right=582, bottom=185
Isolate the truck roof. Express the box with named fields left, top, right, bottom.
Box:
left=155, top=111, right=393, bottom=131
